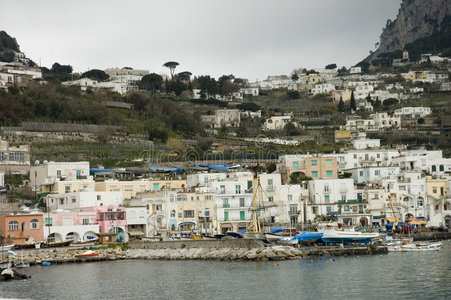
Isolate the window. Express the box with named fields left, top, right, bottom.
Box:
left=417, top=197, right=424, bottom=208
left=375, top=170, right=380, bottom=176
left=72, top=198, right=76, bottom=203
left=65, top=185, right=71, bottom=193
left=344, top=205, right=350, bottom=211
left=292, top=162, right=299, bottom=170
left=240, top=211, right=245, bottom=221
left=326, top=160, right=332, bottom=167
left=220, top=185, right=226, bottom=194
left=311, top=171, right=318, bottom=178
left=247, top=181, right=253, bottom=190
left=268, top=196, right=273, bottom=202
left=191, top=196, right=194, bottom=201
left=9, top=221, right=19, bottom=231
left=196, top=196, right=199, bottom=201
left=45, top=218, right=52, bottom=226
left=267, top=179, right=273, bottom=190
left=324, top=185, right=330, bottom=193
left=204, top=208, right=210, bottom=217
left=178, top=213, right=182, bottom=218
left=341, top=194, right=346, bottom=201
left=377, top=153, right=380, bottom=158
left=235, top=185, right=241, bottom=194
left=353, top=154, right=357, bottom=159
left=239, top=198, right=245, bottom=207
left=30, top=219, right=39, bottom=229
left=223, top=198, right=229, bottom=207
left=107, top=214, right=115, bottom=220
left=57, top=170, right=62, bottom=177
left=205, top=195, right=212, bottom=201
left=184, top=210, right=194, bottom=218
left=311, top=160, right=318, bottom=166
left=432, top=165, right=437, bottom=172
left=0, top=152, right=5, bottom=161
left=153, top=183, right=160, bottom=191
left=171, top=210, right=176, bottom=218
left=290, top=205, right=298, bottom=215
left=439, top=165, right=444, bottom=172
left=21, top=222, right=26, bottom=231
left=97, top=195, right=101, bottom=201
left=325, top=195, right=330, bottom=203
left=326, top=171, right=333, bottom=177
left=326, top=206, right=332, bottom=213
left=82, top=217, right=90, bottom=225
left=176, top=195, right=187, bottom=201
left=359, top=171, right=364, bottom=177
left=60, top=198, right=64, bottom=205
left=312, top=206, right=318, bottom=215
left=432, top=187, right=437, bottom=194
left=224, top=211, right=229, bottom=221
left=288, top=194, right=293, bottom=201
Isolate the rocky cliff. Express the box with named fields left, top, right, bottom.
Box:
left=369, top=0, right=451, bottom=61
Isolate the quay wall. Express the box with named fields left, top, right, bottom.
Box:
left=128, top=239, right=264, bottom=250
left=413, top=232, right=451, bottom=241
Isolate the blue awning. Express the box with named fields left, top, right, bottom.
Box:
left=195, top=164, right=230, bottom=171
left=90, top=168, right=116, bottom=175
left=178, top=221, right=196, bottom=227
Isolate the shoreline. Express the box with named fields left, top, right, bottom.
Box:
left=1, top=242, right=389, bottom=267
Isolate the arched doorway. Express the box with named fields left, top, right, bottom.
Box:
left=445, top=215, right=451, bottom=229
left=109, top=227, right=125, bottom=242
left=47, top=232, right=63, bottom=243
left=360, top=217, right=369, bottom=227
left=66, top=232, right=80, bottom=242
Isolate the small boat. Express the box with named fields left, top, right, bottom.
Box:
left=290, top=231, right=324, bottom=244
left=45, top=240, right=73, bottom=248
left=264, top=233, right=282, bottom=243
left=226, top=232, right=244, bottom=239
left=75, top=250, right=99, bottom=257
left=388, top=241, right=441, bottom=252
left=318, top=228, right=379, bottom=244
left=0, top=244, right=15, bottom=252
left=14, top=242, right=43, bottom=249
left=69, top=239, right=99, bottom=247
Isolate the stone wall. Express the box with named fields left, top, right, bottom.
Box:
left=128, top=239, right=264, bottom=250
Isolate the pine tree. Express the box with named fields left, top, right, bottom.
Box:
left=350, top=91, right=356, bottom=112
left=338, top=96, right=345, bottom=112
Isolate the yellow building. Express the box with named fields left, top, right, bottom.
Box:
left=175, top=190, right=217, bottom=234
left=282, top=156, right=338, bottom=184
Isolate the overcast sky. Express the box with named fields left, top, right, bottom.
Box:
left=2, top=0, right=401, bottom=81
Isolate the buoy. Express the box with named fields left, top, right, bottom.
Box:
left=274, top=263, right=279, bottom=267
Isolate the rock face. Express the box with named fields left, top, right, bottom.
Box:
left=372, top=0, right=451, bottom=58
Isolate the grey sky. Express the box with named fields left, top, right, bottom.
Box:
left=2, top=0, right=401, bottom=81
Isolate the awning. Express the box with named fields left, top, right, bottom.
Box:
left=408, top=220, right=427, bottom=225
left=387, top=217, right=400, bottom=222
left=178, top=221, right=196, bottom=227
left=128, top=231, right=145, bottom=237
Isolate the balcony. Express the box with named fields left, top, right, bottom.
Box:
left=76, top=175, right=87, bottom=180
left=223, top=204, right=230, bottom=208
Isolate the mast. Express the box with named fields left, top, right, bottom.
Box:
left=247, top=167, right=261, bottom=234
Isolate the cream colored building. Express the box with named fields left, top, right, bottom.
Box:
left=31, top=161, right=91, bottom=192
left=175, top=189, right=216, bottom=234
left=95, top=179, right=186, bottom=200
left=0, top=139, right=30, bottom=175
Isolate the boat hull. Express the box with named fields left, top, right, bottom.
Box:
left=318, top=229, right=379, bottom=244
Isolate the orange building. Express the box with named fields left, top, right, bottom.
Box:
left=0, top=213, right=44, bottom=245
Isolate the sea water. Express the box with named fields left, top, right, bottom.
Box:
left=1, top=241, right=451, bottom=299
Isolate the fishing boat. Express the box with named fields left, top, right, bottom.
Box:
left=75, top=250, right=99, bottom=257
left=318, top=227, right=379, bottom=244
left=290, top=231, right=324, bottom=244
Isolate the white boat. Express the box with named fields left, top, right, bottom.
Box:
left=388, top=241, right=441, bottom=252
left=318, top=228, right=379, bottom=244
left=264, top=233, right=282, bottom=243
left=0, top=244, right=15, bottom=252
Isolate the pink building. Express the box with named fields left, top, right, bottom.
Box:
left=82, top=206, right=127, bottom=242
left=43, top=211, right=99, bottom=243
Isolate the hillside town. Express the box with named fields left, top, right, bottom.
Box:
left=0, top=36, right=451, bottom=247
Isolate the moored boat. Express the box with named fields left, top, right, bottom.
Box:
left=44, top=240, right=73, bottom=248
left=0, top=244, right=15, bottom=252
left=388, top=241, right=441, bottom=252
left=318, top=228, right=379, bottom=244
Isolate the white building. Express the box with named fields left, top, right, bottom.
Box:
left=352, top=139, right=381, bottom=150
left=31, top=161, right=91, bottom=189
left=394, top=107, right=431, bottom=119
left=262, top=115, right=294, bottom=131
left=311, top=83, right=335, bottom=95
left=46, top=191, right=123, bottom=211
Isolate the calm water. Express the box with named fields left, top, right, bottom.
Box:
left=1, top=241, right=451, bottom=300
